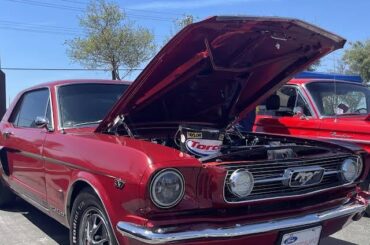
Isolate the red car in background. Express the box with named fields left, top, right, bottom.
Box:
left=254, top=79, right=370, bottom=214
left=254, top=79, right=370, bottom=151
left=1, top=16, right=369, bottom=245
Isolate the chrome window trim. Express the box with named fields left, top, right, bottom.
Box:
left=7, top=87, right=55, bottom=130
left=54, top=85, right=63, bottom=131
left=282, top=84, right=315, bottom=118
left=48, top=87, right=55, bottom=130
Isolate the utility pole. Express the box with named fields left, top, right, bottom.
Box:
left=0, top=69, right=6, bottom=118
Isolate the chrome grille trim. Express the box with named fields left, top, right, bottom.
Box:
left=250, top=169, right=341, bottom=184
left=223, top=154, right=357, bottom=203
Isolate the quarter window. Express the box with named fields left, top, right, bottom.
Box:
left=10, top=89, right=51, bottom=128
left=257, top=86, right=312, bottom=117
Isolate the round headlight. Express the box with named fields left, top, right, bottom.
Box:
left=341, top=157, right=363, bottom=183
left=228, top=169, right=254, bottom=197
left=150, top=169, right=185, bottom=208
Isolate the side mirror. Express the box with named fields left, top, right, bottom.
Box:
left=34, top=116, right=50, bottom=130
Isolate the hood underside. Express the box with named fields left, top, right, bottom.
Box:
left=96, top=16, right=345, bottom=132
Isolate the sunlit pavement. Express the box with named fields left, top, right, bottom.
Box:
left=0, top=198, right=368, bottom=245
left=0, top=198, right=68, bottom=245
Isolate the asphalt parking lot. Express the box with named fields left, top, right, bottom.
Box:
left=0, top=198, right=368, bottom=245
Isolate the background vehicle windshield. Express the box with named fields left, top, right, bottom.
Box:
left=58, top=83, right=128, bottom=128
left=306, top=81, right=370, bottom=116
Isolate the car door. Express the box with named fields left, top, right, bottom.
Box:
left=1, top=88, right=51, bottom=208
left=254, top=85, right=321, bottom=137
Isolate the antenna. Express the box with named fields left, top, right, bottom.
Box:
left=333, top=54, right=338, bottom=122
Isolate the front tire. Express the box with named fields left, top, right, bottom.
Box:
left=0, top=179, right=15, bottom=207
left=70, top=189, right=117, bottom=245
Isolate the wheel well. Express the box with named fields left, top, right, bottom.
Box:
left=67, top=180, right=119, bottom=243
left=67, top=181, right=94, bottom=220
left=0, top=148, right=10, bottom=176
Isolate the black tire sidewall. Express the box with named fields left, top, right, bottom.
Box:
left=70, top=190, right=117, bottom=245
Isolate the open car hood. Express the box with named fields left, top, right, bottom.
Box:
left=96, top=16, right=345, bottom=132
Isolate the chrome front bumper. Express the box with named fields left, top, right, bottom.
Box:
left=116, top=202, right=366, bottom=244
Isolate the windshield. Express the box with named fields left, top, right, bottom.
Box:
left=306, top=81, right=370, bottom=116
left=58, top=83, right=128, bottom=128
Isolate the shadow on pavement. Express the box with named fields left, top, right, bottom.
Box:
left=6, top=198, right=69, bottom=245
left=3, top=198, right=368, bottom=245
left=321, top=237, right=358, bottom=245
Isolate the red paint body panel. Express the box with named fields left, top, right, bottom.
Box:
left=2, top=124, right=47, bottom=205
left=97, top=16, right=345, bottom=131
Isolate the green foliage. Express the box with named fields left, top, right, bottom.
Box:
left=163, top=14, right=196, bottom=46
left=322, top=92, right=364, bottom=115
left=175, top=15, right=195, bottom=30
left=306, top=60, right=321, bottom=71
left=343, top=40, right=370, bottom=82
left=66, top=0, right=156, bottom=79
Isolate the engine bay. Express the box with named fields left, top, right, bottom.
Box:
left=114, top=123, right=334, bottom=162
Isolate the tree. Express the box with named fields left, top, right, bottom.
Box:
left=342, top=40, right=370, bottom=82
left=164, top=14, right=196, bottom=45
left=306, top=60, right=321, bottom=71
left=175, top=15, right=195, bottom=30
left=66, top=0, right=156, bottom=80
left=325, top=59, right=355, bottom=75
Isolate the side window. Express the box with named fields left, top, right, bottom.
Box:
left=9, top=89, right=51, bottom=128
left=257, top=86, right=312, bottom=117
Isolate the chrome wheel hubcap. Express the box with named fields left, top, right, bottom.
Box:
left=79, top=207, right=111, bottom=245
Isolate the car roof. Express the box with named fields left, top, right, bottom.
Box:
left=22, top=79, right=131, bottom=92
left=288, top=78, right=366, bottom=86
left=39, top=79, right=131, bottom=87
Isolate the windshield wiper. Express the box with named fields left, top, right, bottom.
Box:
left=73, top=120, right=102, bottom=127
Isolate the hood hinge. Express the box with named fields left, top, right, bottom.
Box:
left=109, top=115, right=134, bottom=138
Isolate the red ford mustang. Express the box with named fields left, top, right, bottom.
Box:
left=0, top=16, right=369, bottom=245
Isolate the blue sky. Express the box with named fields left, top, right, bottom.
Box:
left=0, top=0, right=369, bottom=103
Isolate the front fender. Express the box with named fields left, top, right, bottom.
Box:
left=66, top=168, right=149, bottom=230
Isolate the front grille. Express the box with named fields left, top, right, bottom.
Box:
left=223, top=154, right=357, bottom=203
